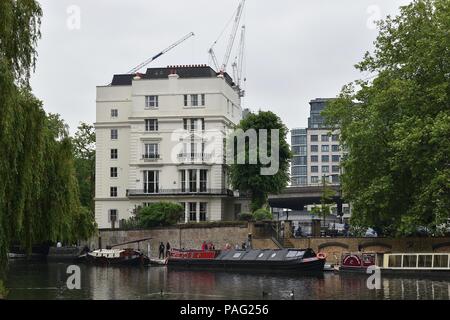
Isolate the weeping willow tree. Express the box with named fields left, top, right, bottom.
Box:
left=0, top=1, right=95, bottom=295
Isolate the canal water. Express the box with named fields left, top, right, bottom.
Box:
left=5, top=260, right=450, bottom=300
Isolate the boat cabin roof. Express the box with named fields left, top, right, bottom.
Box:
left=216, top=249, right=314, bottom=262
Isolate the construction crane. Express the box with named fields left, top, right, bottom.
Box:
left=126, top=32, right=195, bottom=74
left=232, top=25, right=246, bottom=92
left=209, top=0, right=246, bottom=74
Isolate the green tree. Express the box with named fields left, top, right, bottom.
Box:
left=252, top=209, right=272, bottom=221
left=135, top=202, right=184, bottom=228
left=72, top=123, right=95, bottom=210
left=309, top=177, right=335, bottom=227
left=322, top=0, right=450, bottom=236
left=228, top=111, right=292, bottom=211
left=0, top=1, right=96, bottom=295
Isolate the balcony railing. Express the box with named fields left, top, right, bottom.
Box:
left=177, top=153, right=212, bottom=162
left=127, top=188, right=234, bottom=197
left=142, top=154, right=160, bottom=161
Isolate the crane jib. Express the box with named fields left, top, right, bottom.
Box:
left=151, top=52, right=164, bottom=60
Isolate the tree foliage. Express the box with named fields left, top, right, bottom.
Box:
left=134, top=202, right=184, bottom=228
left=228, top=111, right=292, bottom=211
left=322, top=0, right=450, bottom=236
left=0, top=1, right=96, bottom=280
left=252, top=209, right=272, bottom=221
left=72, top=123, right=95, bottom=210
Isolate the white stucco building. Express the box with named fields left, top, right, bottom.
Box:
left=95, top=65, right=250, bottom=229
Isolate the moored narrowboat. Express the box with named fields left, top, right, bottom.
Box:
left=78, top=248, right=150, bottom=266
left=335, top=252, right=450, bottom=276
left=167, top=248, right=326, bottom=272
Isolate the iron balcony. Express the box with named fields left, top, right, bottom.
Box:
left=126, top=188, right=234, bottom=197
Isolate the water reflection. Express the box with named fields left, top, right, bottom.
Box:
left=5, top=260, right=450, bottom=300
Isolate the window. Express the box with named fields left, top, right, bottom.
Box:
left=311, top=155, right=318, bottom=162
left=110, top=149, right=118, bottom=159
left=190, top=94, right=199, bottom=106
left=189, top=169, right=197, bottom=192
left=110, top=187, right=117, bottom=197
left=418, top=255, right=432, bottom=268
left=332, top=155, right=340, bottom=162
left=388, top=255, right=402, bottom=268
left=321, top=134, right=329, bottom=142
left=332, top=134, right=339, bottom=141
left=332, top=165, right=340, bottom=173
left=111, top=109, right=118, bottom=118
left=311, top=176, right=319, bottom=183
left=321, top=145, right=329, bottom=152
left=200, top=203, right=207, bottom=221
left=110, top=167, right=118, bottom=178
left=143, top=143, right=159, bottom=159
left=111, top=129, right=118, bottom=140
left=179, top=202, right=186, bottom=222
left=145, top=95, right=158, bottom=108
left=145, top=119, right=158, bottom=131
left=183, top=118, right=204, bottom=132
left=181, top=170, right=186, bottom=192
left=189, top=202, right=197, bottom=222
left=322, top=155, right=329, bottom=162
left=292, top=135, right=307, bottom=145
left=200, top=170, right=207, bottom=192
left=332, top=145, right=340, bottom=152
left=292, top=156, right=306, bottom=166
left=311, top=166, right=318, bottom=173
left=310, top=135, right=318, bottom=142
left=108, top=209, right=118, bottom=222
left=310, top=145, right=318, bottom=152
left=332, top=174, right=340, bottom=184
left=292, top=166, right=307, bottom=176
left=201, top=94, right=205, bottom=106
left=143, top=170, right=159, bottom=193
left=434, top=255, right=449, bottom=268
left=184, top=95, right=188, bottom=107
left=322, top=166, right=329, bottom=173
left=403, top=255, right=417, bottom=268
left=293, top=176, right=307, bottom=185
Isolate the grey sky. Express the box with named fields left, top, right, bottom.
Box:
left=31, top=0, right=412, bottom=134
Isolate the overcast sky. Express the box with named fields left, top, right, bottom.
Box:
left=31, top=0, right=412, bottom=134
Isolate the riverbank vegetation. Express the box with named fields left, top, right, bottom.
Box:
left=323, top=0, right=450, bottom=236
left=0, top=0, right=96, bottom=288
left=122, top=202, right=184, bottom=228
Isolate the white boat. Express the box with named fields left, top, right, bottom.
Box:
left=8, top=253, right=26, bottom=259
left=380, top=252, right=450, bottom=275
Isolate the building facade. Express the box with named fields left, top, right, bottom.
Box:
left=95, top=65, right=250, bottom=229
left=288, top=98, right=351, bottom=221
left=291, top=98, right=343, bottom=186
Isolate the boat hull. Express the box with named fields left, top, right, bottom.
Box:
left=168, top=257, right=325, bottom=272
left=167, top=248, right=326, bottom=272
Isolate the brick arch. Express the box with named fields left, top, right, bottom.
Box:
left=432, top=242, right=450, bottom=253
left=359, top=241, right=392, bottom=252
left=318, top=242, right=349, bottom=250
left=317, top=242, right=349, bottom=265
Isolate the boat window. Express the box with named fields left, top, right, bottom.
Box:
left=403, top=255, right=417, bottom=268
left=258, top=253, right=264, bottom=258
left=271, top=253, right=276, bottom=258
left=418, top=255, right=432, bottom=268
left=388, top=255, right=402, bottom=267
left=232, top=253, right=241, bottom=258
left=286, top=251, right=298, bottom=258
left=433, top=255, right=449, bottom=268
